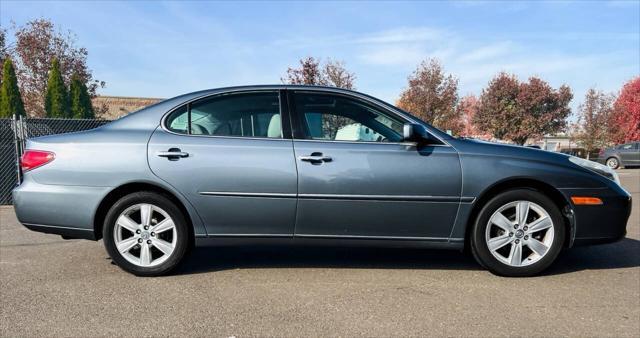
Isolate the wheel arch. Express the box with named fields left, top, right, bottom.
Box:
left=463, top=178, right=574, bottom=251
left=93, top=181, right=196, bottom=246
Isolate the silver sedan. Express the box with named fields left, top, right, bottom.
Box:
left=13, top=85, right=632, bottom=277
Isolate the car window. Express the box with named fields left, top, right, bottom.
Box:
left=292, top=92, right=404, bottom=142
left=621, top=144, right=634, bottom=150
left=166, top=92, right=282, bottom=138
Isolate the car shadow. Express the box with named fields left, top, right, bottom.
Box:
left=176, top=245, right=480, bottom=275
left=174, top=238, right=640, bottom=276
left=544, top=237, right=640, bottom=275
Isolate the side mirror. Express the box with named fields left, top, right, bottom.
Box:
left=402, top=123, right=433, bottom=143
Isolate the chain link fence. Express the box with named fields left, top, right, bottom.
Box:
left=0, top=119, right=19, bottom=205
left=0, top=117, right=111, bottom=205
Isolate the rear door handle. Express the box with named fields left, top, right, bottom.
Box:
left=299, top=152, right=332, bottom=164
left=156, top=148, right=189, bottom=160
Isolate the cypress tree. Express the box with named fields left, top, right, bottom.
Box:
left=69, top=72, right=94, bottom=119
left=0, top=58, right=26, bottom=118
left=44, top=58, right=69, bottom=118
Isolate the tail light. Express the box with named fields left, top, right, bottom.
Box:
left=20, top=150, right=55, bottom=172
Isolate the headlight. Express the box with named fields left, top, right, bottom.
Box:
left=569, top=156, right=620, bottom=185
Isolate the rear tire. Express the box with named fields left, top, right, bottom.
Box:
left=470, top=189, right=565, bottom=277
left=103, top=192, right=189, bottom=276
left=606, top=157, right=620, bottom=169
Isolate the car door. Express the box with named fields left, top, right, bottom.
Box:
left=630, top=143, right=640, bottom=165
left=148, top=90, right=298, bottom=236
left=618, top=143, right=638, bottom=165
left=289, top=91, right=462, bottom=240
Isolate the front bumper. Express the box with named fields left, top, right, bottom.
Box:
left=560, top=186, right=632, bottom=246
left=12, top=177, right=111, bottom=240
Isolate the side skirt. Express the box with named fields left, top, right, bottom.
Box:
left=195, top=235, right=464, bottom=250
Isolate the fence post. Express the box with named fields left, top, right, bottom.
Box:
left=12, top=114, right=22, bottom=184
left=19, top=114, right=26, bottom=153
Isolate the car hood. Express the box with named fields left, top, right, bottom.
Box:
left=449, top=138, right=571, bottom=165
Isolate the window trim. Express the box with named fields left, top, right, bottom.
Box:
left=286, top=90, right=450, bottom=147
left=160, top=90, right=291, bottom=140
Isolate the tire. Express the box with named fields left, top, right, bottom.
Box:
left=470, top=189, right=565, bottom=277
left=606, top=157, right=620, bottom=170
left=103, top=191, right=190, bottom=276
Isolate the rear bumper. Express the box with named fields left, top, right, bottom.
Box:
left=560, top=186, right=632, bottom=246
left=12, top=177, right=111, bottom=240
left=21, top=223, right=96, bottom=240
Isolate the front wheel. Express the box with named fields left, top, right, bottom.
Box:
left=606, top=157, right=620, bottom=170
left=103, top=192, right=190, bottom=276
left=470, top=189, right=565, bottom=277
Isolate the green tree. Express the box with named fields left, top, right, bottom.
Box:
left=69, top=72, right=94, bottom=118
left=44, top=58, right=69, bottom=118
left=0, top=58, right=26, bottom=118
left=0, top=28, right=8, bottom=80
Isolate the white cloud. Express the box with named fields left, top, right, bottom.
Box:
left=457, top=41, right=515, bottom=63
left=358, top=45, right=427, bottom=66
left=354, top=27, right=446, bottom=44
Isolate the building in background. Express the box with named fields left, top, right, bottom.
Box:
left=92, top=96, right=163, bottom=120
left=531, top=134, right=578, bottom=152
left=529, top=134, right=599, bottom=158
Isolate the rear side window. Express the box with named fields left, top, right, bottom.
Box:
left=620, top=144, right=634, bottom=150
left=166, top=92, right=282, bottom=138
left=166, top=105, right=189, bottom=134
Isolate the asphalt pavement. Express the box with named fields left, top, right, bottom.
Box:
left=1, top=169, right=638, bottom=337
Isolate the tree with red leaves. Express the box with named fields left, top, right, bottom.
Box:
left=474, top=72, right=572, bottom=145
left=6, top=19, right=104, bottom=117
left=457, top=95, right=480, bottom=137
left=610, top=77, right=640, bottom=143
left=396, top=58, right=460, bottom=134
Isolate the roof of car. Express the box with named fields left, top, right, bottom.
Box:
left=169, top=84, right=374, bottom=102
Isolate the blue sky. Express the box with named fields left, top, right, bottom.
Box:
left=1, top=0, right=639, bottom=114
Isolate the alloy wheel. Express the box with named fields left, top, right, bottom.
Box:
left=485, top=200, right=555, bottom=267
left=606, top=158, right=619, bottom=169
left=113, top=203, right=177, bottom=267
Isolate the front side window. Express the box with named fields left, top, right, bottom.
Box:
left=166, top=92, right=282, bottom=138
left=292, top=92, right=404, bottom=142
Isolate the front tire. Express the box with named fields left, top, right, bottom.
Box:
left=470, top=189, right=565, bottom=277
left=606, top=157, right=620, bottom=169
left=103, top=192, right=189, bottom=276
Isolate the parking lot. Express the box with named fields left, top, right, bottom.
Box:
left=1, top=169, right=638, bottom=337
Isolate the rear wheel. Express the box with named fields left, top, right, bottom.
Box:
left=470, top=189, right=565, bottom=277
left=606, top=157, right=620, bottom=169
left=103, top=192, right=189, bottom=276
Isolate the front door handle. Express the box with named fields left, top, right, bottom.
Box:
left=156, top=148, right=189, bottom=160
left=299, top=152, right=332, bottom=164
